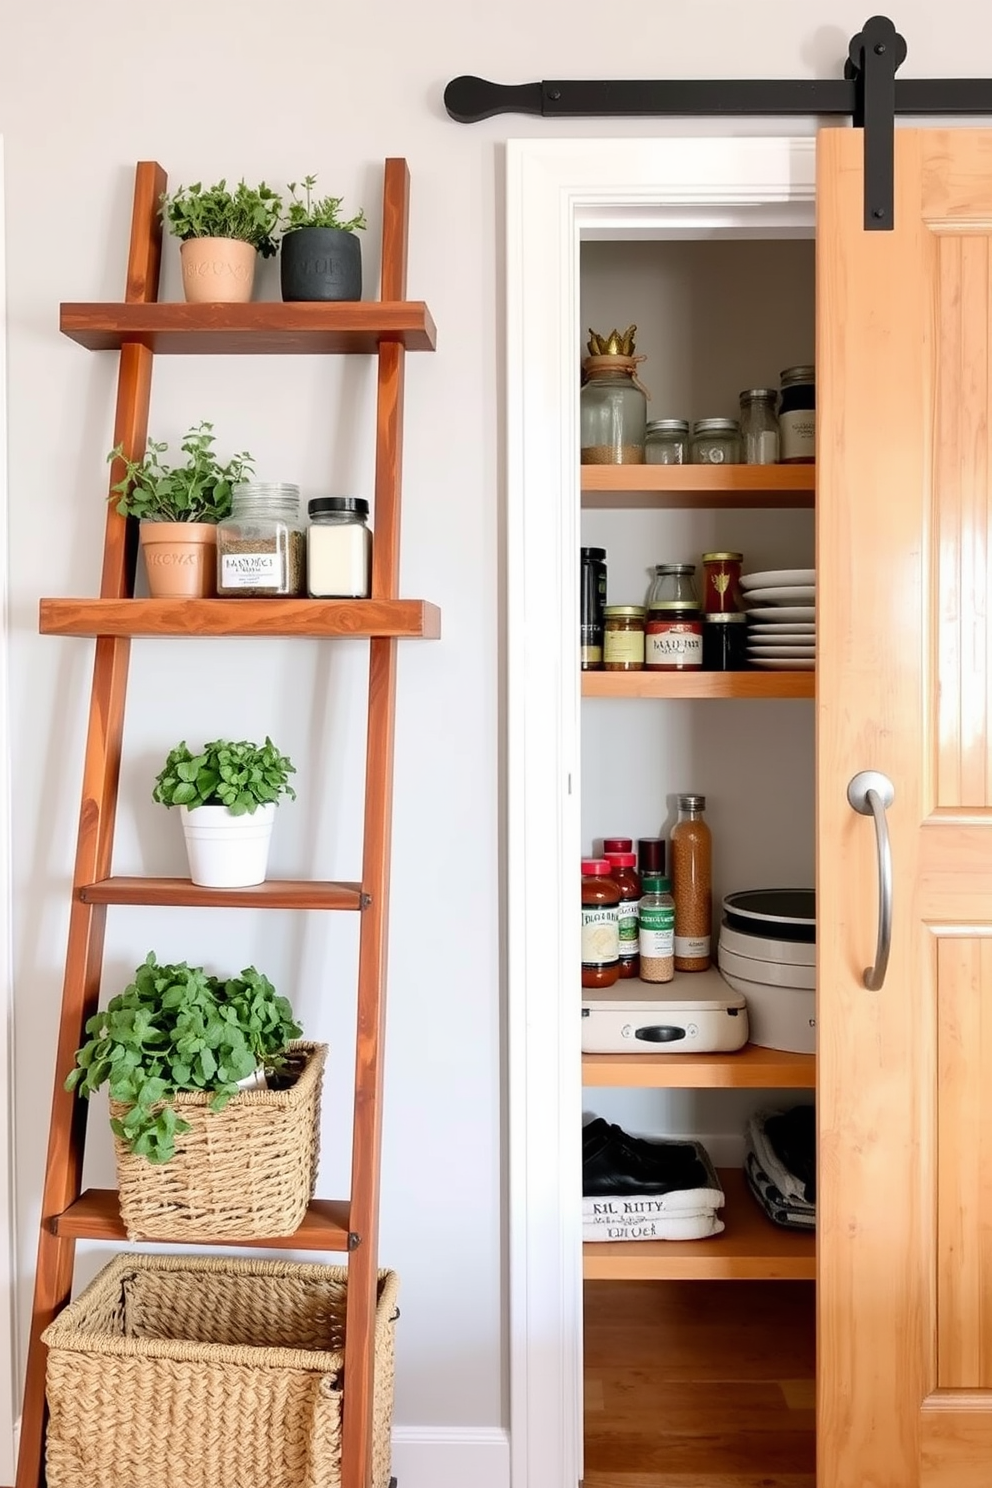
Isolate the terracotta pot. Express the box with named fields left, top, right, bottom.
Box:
left=179, top=237, right=257, bottom=304
left=139, top=522, right=218, bottom=598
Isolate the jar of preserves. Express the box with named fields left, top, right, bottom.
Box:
left=605, top=851, right=642, bottom=978
left=645, top=563, right=702, bottom=671
left=581, top=858, right=621, bottom=989
left=702, top=612, right=748, bottom=671
left=690, top=418, right=741, bottom=465
left=580, top=547, right=608, bottom=670
left=670, top=795, right=712, bottom=972
left=580, top=325, right=647, bottom=465
left=639, top=874, right=675, bottom=984
left=217, top=483, right=306, bottom=597
left=644, top=418, right=689, bottom=465
left=779, top=365, right=816, bottom=463
left=739, top=388, right=780, bottom=465
left=603, top=605, right=646, bottom=671
left=701, top=551, right=744, bottom=615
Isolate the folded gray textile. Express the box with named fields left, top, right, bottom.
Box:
left=746, top=1108, right=813, bottom=1207
left=745, top=1149, right=815, bottom=1231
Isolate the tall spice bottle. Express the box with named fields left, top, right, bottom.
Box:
left=605, top=851, right=641, bottom=979
left=581, top=858, right=621, bottom=989
left=670, top=794, right=712, bottom=971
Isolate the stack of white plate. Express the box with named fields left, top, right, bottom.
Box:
left=739, top=568, right=816, bottom=670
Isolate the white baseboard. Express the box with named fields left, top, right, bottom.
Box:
left=390, top=1426, right=509, bottom=1488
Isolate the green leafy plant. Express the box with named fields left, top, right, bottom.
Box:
left=153, top=736, right=297, bottom=816
left=283, top=174, right=367, bottom=234
left=65, top=953, right=304, bottom=1163
left=161, top=178, right=283, bottom=257
left=108, top=421, right=254, bottom=524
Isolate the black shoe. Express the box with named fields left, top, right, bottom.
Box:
left=582, top=1119, right=711, bottom=1196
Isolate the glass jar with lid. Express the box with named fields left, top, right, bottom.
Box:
left=701, top=551, right=744, bottom=614
left=779, top=365, right=815, bottom=463
left=644, top=418, right=689, bottom=465
left=602, top=605, right=646, bottom=671
left=307, top=496, right=372, bottom=598
left=217, top=483, right=306, bottom=597
left=739, top=389, right=780, bottom=465
left=580, top=325, right=647, bottom=465
left=645, top=563, right=702, bottom=671
left=690, top=418, right=741, bottom=465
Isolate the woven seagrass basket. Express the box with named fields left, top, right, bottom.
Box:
left=42, top=1253, right=398, bottom=1488
left=109, top=1040, right=326, bottom=1240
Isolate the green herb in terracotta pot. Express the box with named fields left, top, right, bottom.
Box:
left=161, top=178, right=283, bottom=304
left=280, top=174, right=367, bottom=303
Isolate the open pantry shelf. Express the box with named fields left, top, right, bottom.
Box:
left=77, top=878, right=365, bottom=910
left=39, top=597, right=441, bottom=639
left=582, top=1043, right=815, bottom=1089
left=582, top=1168, right=815, bottom=1282
left=581, top=464, right=815, bottom=510
left=582, top=670, right=814, bottom=699
left=59, top=300, right=438, bottom=355
left=50, top=1190, right=353, bottom=1250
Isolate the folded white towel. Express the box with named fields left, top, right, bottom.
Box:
left=583, top=1185, right=724, bottom=1223
left=583, top=1209, right=725, bottom=1242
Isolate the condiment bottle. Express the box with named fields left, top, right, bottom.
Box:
left=580, top=547, right=608, bottom=670
left=605, top=852, right=641, bottom=979
left=670, top=794, right=712, bottom=972
left=581, top=858, right=621, bottom=989
left=639, top=874, right=675, bottom=984
left=645, top=564, right=702, bottom=671
left=603, top=836, right=633, bottom=855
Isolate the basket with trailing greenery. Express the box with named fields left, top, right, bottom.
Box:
left=153, top=735, right=297, bottom=888
left=109, top=421, right=254, bottom=599
left=280, top=174, right=367, bottom=303
left=65, top=952, right=327, bottom=1240
left=160, top=177, right=283, bottom=304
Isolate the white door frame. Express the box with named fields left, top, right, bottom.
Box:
left=0, top=137, right=17, bottom=1485
left=504, top=134, right=816, bottom=1488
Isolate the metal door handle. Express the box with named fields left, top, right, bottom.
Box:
left=847, top=770, right=895, bottom=990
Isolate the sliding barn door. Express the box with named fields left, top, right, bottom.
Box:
left=818, top=127, right=992, bottom=1487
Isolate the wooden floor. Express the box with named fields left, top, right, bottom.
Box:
left=583, top=1279, right=816, bottom=1488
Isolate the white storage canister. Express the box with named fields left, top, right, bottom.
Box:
left=307, top=496, right=372, bottom=598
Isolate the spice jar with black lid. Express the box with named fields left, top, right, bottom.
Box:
left=778, top=365, right=816, bottom=464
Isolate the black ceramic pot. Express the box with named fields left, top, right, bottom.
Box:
left=280, top=227, right=362, bottom=302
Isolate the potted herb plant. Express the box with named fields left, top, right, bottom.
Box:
left=109, top=421, right=254, bottom=599
left=153, top=735, right=297, bottom=887
left=65, top=952, right=327, bottom=1239
left=161, top=178, right=283, bottom=304
left=280, top=174, right=367, bottom=302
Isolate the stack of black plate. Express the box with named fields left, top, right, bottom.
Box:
left=717, top=890, right=816, bottom=1053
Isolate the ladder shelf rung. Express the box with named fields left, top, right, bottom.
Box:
left=51, top=1190, right=354, bottom=1251
left=78, top=877, right=366, bottom=910
left=40, top=597, right=442, bottom=640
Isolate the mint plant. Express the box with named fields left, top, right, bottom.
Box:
left=108, top=422, right=254, bottom=523
left=65, top=953, right=304, bottom=1164
left=153, top=737, right=297, bottom=816
left=161, top=179, right=283, bottom=257
left=284, top=174, right=367, bottom=233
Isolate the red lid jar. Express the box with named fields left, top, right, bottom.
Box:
left=605, top=851, right=642, bottom=979
left=581, top=858, right=621, bottom=989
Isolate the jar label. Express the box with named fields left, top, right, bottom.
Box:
left=639, top=903, right=674, bottom=958
left=581, top=643, right=603, bottom=667
left=617, top=904, right=639, bottom=951
left=220, top=552, right=281, bottom=589
left=674, top=934, right=711, bottom=959
left=645, top=622, right=703, bottom=669
left=779, top=409, right=815, bottom=460
left=582, top=906, right=619, bottom=967
left=604, top=630, right=645, bottom=666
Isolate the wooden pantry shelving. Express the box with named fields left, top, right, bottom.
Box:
left=583, top=1168, right=815, bottom=1283
left=582, top=1044, right=815, bottom=1089
left=39, top=597, right=441, bottom=639
left=50, top=1190, right=354, bottom=1250
left=581, top=463, right=815, bottom=510
left=582, top=670, right=814, bottom=699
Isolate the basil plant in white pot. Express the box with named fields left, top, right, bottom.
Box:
left=153, top=737, right=297, bottom=888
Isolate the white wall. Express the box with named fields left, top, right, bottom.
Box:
left=2, top=4, right=992, bottom=1485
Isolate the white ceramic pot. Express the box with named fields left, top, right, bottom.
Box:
left=179, top=802, right=276, bottom=888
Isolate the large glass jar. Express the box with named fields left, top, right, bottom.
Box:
left=644, top=419, right=689, bottom=465
left=779, top=365, right=816, bottom=463
left=739, top=388, right=780, bottom=465
left=645, top=563, right=702, bottom=671
left=217, top=483, right=306, bottom=597
left=581, top=362, right=647, bottom=464
left=690, top=418, right=741, bottom=465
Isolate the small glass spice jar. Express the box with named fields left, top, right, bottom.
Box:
left=701, top=551, right=744, bottom=614
left=739, top=388, right=780, bottom=465
left=603, top=605, right=646, bottom=671
left=644, top=418, right=690, bottom=465
left=217, top=483, right=306, bottom=598
left=779, top=365, right=816, bottom=463
left=645, top=563, right=702, bottom=671
left=690, top=418, right=741, bottom=465
left=702, top=612, right=749, bottom=671
left=307, top=496, right=372, bottom=597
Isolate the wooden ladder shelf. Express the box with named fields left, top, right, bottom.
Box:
left=15, top=157, right=438, bottom=1488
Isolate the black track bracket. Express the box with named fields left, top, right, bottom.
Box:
left=444, top=15, right=992, bottom=230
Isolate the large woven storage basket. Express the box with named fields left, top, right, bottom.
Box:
left=109, top=1040, right=326, bottom=1240
left=42, top=1252, right=398, bottom=1488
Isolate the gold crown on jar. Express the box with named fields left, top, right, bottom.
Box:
left=586, top=324, right=638, bottom=357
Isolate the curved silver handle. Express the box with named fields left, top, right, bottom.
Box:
left=847, top=771, right=895, bottom=990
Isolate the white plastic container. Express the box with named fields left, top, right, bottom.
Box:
left=307, top=496, right=372, bottom=597
left=717, top=967, right=816, bottom=1053
left=582, top=970, right=748, bottom=1054
left=717, top=944, right=816, bottom=991
left=179, top=803, right=276, bottom=888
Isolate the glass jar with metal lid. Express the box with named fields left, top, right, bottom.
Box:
left=690, top=418, right=741, bottom=465
left=644, top=418, right=689, bottom=465
left=778, top=365, right=815, bottom=463
left=602, top=605, right=646, bottom=671
left=645, top=563, right=702, bottom=671
left=701, top=551, right=744, bottom=614
left=739, top=388, right=780, bottom=465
